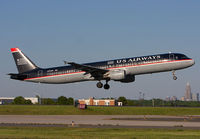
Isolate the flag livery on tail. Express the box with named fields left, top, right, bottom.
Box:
left=11, top=48, right=38, bottom=73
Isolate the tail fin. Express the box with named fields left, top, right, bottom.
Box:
left=10, top=48, right=38, bottom=73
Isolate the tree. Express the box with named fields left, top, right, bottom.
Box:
left=127, top=100, right=135, bottom=106
left=57, top=96, right=74, bottom=105
left=67, top=97, right=74, bottom=105
left=57, top=96, right=68, bottom=105
left=117, top=96, right=127, bottom=106
left=13, top=96, right=25, bottom=104
left=42, top=98, right=55, bottom=105
left=13, top=96, right=32, bottom=105
left=25, top=99, right=32, bottom=105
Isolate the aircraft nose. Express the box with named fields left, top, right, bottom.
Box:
left=191, top=59, right=195, bottom=66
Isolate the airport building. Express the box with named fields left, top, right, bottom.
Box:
left=78, top=98, right=116, bottom=106
left=0, top=97, right=38, bottom=104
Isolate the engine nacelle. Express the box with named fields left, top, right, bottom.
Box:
left=120, top=75, right=135, bottom=83
left=109, top=70, right=125, bottom=81
left=109, top=70, right=135, bottom=83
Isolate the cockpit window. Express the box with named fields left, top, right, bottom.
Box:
left=179, top=54, right=190, bottom=60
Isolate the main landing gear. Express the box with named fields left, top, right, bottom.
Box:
left=172, top=70, right=177, bottom=80
left=96, top=79, right=110, bottom=90
left=96, top=82, right=103, bottom=88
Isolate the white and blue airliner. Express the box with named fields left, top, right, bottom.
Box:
left=9, top=48, right=195, bottom=90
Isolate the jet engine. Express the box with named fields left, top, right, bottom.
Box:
left=108, top=70, right=135, bottom=83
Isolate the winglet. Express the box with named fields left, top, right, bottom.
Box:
left=63, top=60, right=74, bottom=65
left=63, top=61, right=70, bottom=65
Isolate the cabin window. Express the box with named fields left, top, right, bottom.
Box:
left=38, top=70, right=43, bottom=77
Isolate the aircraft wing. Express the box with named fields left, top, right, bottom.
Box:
left=66, top=61, right=109, bottom=78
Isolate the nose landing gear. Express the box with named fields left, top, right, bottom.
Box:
left=172, top=70, right=177, bottom=80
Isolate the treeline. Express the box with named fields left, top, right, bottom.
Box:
left=41, top=96, right=74, bottom=105
left=118, top=96, right=200, bottom=107
left=12, top=96, right=33, bottom=105
left=9, top=96, right=200, bottom=107
left=12, top=96, right=74, bottom=105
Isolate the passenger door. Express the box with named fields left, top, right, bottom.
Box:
left=169, top=53, right=175, bottom=60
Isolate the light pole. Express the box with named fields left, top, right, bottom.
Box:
left=34, top=92, right=41, bottom=105
left=152, top=99, right=155, bottom=107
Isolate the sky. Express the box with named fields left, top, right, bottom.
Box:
left=0, top=0, right=200, bottom=100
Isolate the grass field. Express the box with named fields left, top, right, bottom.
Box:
left=0, top=126, right=200, bottom=139
left=0, top=105, right=200, bottom=115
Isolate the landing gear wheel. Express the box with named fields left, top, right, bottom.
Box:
left=172, top=70, right=177, bottom=80
left=96, top=82, right=103, bottom=88
left=173, top=76, right=177, bottom=80
left=104, top=84, right=110, bottom=90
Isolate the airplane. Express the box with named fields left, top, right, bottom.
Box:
left=9, top=48, right=195, bottom=90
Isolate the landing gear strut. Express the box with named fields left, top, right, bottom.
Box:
left=104, top=79, right=110, bottom=90
left=172, top=70, right=177, bottom=80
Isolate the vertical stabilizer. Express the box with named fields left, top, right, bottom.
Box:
left=10, top=48, right=38, bottom=73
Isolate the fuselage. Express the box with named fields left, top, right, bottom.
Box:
left=12, top=53, right=194, bottom=84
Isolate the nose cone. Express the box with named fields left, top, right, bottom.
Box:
left=190, top=59, right=195, bottom=66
